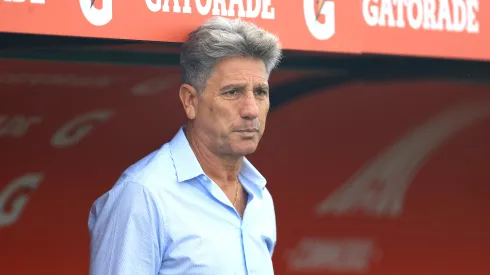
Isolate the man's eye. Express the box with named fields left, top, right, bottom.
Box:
left=226, top=89, right=239, bottom=95
left=256, top=89, right=268, bottom=96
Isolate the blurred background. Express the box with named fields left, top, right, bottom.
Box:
left=1, top=1, right=489, bottom=274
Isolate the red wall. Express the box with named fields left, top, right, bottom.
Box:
left=1, top=59, right=489, bottom=275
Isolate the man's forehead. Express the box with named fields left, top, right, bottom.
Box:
left=215, top=57, right=267, bottom=76
left=221, top=69, right=268, bottom=80
left=220, top=76, right=269, bottom=86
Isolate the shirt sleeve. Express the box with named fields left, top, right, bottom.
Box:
left=88, top=181, right=165, bottom=275
left=266, top=189, right=277, bottom=257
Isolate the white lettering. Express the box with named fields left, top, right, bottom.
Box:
left=3, top=0, right=45, bottom=3
left=362, top=0, right=480, bottom=33
left=466, top=0, right=479, bottom=33
left=288, top=238, right=379, bottom=272
left=182, top=0, right=192, bottom=13
left=423, top=0, right=438, bottom=30
left=132, top=77, right=178, bottom=95
left=146, top=0, right=275, bottom=19
left=363, top=0, right=379, bottom=27
left=261, top=0, right=274, bottom=19
left=246, top=0, right=261, bottom=18
left=316, top=101, right=490, bottom=217
left=452, top=0, right=467, bottom=32
left=196, top=0, right=212, bottom=15
left=212, top=0, right=228, bottom=16
left=379, top=0, right=395, bottom=27
left=0, top=73, right=114, bottom=88
left=0, top=173, right=43, bottom=227
left=437, top=0, right=453, bottom=31
left=163, top=0, right=181, bottom=13
left=0, top=115, right=42, bottom=138
left=394, top=0, right=406, bottom=27
left=147, top=0, right=162, bottom=12
left=51, top=110, right=113, bottom=148
left=228, top=0, right=246, bottom=17
left=407, top=0, right=423, bottom=29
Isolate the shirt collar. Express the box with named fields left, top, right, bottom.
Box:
left=169, top=126, right=205, bottom=182
left=168, top=126, right=267, bottom=189
left=240, top=157, right=267, bottom=189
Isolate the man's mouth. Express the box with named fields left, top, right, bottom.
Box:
left=235, top=129, right=259, bottom=133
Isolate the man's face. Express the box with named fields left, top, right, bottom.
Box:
left=194, top=57, right=270, bottom=157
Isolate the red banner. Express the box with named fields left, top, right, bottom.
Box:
left=0, top=1, right=488, bottom=61
left=1, top=59, right=489, bottom=274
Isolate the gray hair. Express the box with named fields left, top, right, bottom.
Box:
left=180, top=16, right=282, bottom=92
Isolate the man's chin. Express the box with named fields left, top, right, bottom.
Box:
left=232, top=144, right=258, bottom=156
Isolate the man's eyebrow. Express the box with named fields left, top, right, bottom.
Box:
left=219, top=83, right=269, bottom=92
left=256, top=83, right=269, bottom=90
left=219, top=83, right=247, bottom=92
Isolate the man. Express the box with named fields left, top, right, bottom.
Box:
left=88, top=16, right=282, bottom=275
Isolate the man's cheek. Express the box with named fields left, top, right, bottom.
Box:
left=262, top=107, right=270, bottom=122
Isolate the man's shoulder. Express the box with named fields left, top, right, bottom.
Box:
left=261, top=186, right=275, bottom=210
left=116, top=142, right=177, bottom=193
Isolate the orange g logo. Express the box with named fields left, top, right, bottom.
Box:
left=304, top=0, right=335, bottom=40
left=80, top=0, right=113, bottom=26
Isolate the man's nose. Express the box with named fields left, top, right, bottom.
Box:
left=239, top=91, right=259, bottom=120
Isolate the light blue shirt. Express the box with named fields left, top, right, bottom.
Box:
left=88, top=127, right=276, bottom=275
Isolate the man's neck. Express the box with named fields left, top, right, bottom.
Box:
left=185, top=125, right=243, bottom=186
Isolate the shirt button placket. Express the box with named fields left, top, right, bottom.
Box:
left=240, top=221, right=249, bottom=275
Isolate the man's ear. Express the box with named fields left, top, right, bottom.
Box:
left=179, top=84, right=199, bottom=120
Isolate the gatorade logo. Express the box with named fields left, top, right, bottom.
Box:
left=304, top=0, right=335, bottom=40
left=80, top=0, right=113, bottom=26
